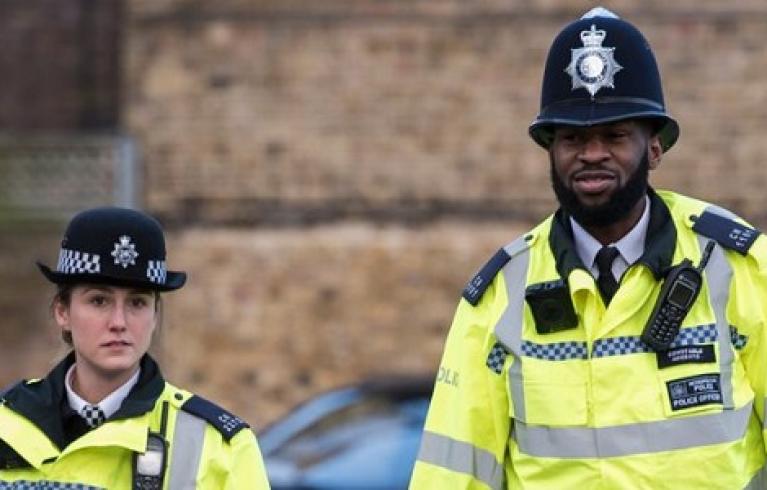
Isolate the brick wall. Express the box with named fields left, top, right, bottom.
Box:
left=126, top=2, right=767, bottom=224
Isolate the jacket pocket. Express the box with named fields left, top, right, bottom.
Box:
left=510, top=362, right=589, bottom=426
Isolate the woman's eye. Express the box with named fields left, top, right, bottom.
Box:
left=131, top=297, right=149, bottom=308
left=89, top=296, right=107, bottom=306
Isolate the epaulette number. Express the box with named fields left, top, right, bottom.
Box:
left=692, top=211, right=760, bottom=255
left=181, top=395, right=250, bottom=441
left=462, top=248, right=511, bottom=306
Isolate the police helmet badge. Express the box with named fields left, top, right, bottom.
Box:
left=565, top=24, right=622, bottom=98
left=112, top=235, right=139, bottom=268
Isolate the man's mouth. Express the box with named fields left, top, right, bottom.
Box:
left=573, top=170, right=617, bottom=194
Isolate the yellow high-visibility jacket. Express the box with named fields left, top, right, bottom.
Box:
left=0, top=354, right=270, bottom=489
left=410, top=190, right=767, bottom=489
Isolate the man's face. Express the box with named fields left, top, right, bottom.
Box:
left=549, top=120, right=662, bottom=227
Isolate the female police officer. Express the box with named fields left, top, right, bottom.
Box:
left=0, top=207, right=270, bottom=489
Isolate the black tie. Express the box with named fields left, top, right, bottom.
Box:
left=595, top=246, right=620, bottom=305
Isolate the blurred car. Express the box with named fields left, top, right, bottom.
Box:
left=259, top=375, right=434, bottom=489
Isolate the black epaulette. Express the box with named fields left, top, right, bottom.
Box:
left=180, top=395, right=250, bottom=442
left=462, top=248, right=511, bottom=306
left=462, top=235, right=532, bottom=306
left=692, top=210, right=760, bottom=256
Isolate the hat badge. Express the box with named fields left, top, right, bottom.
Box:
left=111, top=235, right=139, bottom=268
left=565, top=24, right=622, bottom=97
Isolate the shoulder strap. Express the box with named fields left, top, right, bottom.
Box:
left=462, top=235, right=531, bottom=306
left=692, top=209, right=760, bottom=256
left=180, top=395, right=249, bottom=442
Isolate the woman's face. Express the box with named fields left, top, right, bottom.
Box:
left=54, top=284, right=157, bottom=381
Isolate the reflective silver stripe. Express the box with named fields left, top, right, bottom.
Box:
left=494, top=236, right=530, bottom=422
left=417, top=430, right=504, bottom=490
left=744, top=463, right=767, bottom=489
left=515, top=401, right=752, bottom=458
left=697, top=235, right=735, bottom=409
left=167, top=410, right=207, bottom=489
left=763, top=397, right=767, bottom=430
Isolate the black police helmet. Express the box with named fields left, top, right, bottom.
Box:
left=38, top=207, right=186, bottom=291
left=529, top=7, right=679, bottom=151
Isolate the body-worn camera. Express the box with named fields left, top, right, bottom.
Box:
left=525, top=279, right=578, bottom=334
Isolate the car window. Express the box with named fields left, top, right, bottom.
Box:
left=270, top=396, right=427, bottom=464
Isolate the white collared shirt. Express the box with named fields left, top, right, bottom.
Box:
left=571, top=195, right=651, bottom=282
left=65, top=363, right=140, bottom=419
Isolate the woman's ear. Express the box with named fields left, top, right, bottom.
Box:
left=53, top=299, right=70, bottom=328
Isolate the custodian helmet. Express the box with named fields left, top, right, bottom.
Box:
left=529, top=7, right=679, bottom=151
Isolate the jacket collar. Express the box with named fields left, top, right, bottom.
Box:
left=2, top=352, right=165, bottom=451
left=549, top=188, right=676, bottom=281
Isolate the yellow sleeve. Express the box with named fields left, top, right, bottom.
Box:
left=224, top=429, right=271, bottom=489
left=410, top=278, right=510, bottom=490
left=727, top=236, right=767, bottom=446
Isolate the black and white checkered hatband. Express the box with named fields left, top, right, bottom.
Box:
left=37, top=207, right=186, bottom=291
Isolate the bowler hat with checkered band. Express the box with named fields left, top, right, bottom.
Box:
left=37, top=207, right=186, bottom=291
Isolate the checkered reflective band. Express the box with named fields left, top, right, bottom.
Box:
left=80, top=404, right=106, bottom=428
left=522, top=340, right=588, bottom=361
left=0, top=482, right=104, bottom=490
left=486, top=342, right=508, bottom=374
left=730, top=326, right=749, bottom=350
left=593, top=323, right=718, bottom=358
left=56, top=248, right=101, bottom=275
left=146, top=260, right=167, bottom=285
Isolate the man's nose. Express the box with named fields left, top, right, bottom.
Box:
left=578, top=136, right=609, bottom=163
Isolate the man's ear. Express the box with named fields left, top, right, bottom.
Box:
left=648, top=134, right=663, bottom=170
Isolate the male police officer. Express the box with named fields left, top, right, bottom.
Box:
left=410, top=7, right=767, bottom=489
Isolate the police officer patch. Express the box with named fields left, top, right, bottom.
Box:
left=566, top=24, right=622, bottom=97
left=666, top=374, right=722, bottom=411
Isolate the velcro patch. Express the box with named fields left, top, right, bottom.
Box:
left=181, top=395, right=250, bottom=442
left=666, top=374, right=722, bottom=411
left=657, top=345, right=716, bottom=369
left=692, top=211, right=759, bottom=255
left=462, top=248, right=511, bottom=306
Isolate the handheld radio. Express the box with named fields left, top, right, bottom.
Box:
left=640, top=241, right=715, bottom=351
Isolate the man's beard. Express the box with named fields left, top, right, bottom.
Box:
left=550, top=151, right=650, bottom=228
